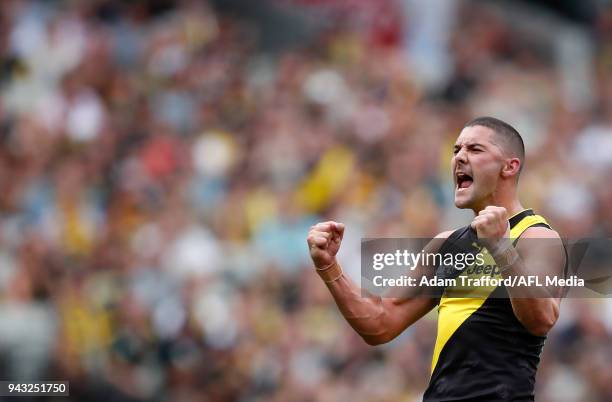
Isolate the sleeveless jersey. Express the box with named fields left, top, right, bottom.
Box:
left=424, top=209, right=552, bottom=402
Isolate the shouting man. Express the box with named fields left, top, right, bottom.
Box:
left=307, top=117, right=566, bottom=401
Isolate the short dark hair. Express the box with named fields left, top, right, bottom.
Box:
left=464, top=116, right=525, bottom=174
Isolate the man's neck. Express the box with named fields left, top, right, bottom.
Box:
left=472, top=198, right=524, bottom=218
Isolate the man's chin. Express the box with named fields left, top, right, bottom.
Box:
left=454, top=194, right=472, bottom=209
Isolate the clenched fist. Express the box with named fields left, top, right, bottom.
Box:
left=470, top=206, right=511, bottom=253
left=307, top=221, right=345, bottom=269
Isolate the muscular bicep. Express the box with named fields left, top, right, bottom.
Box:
left=502, top=226, right=565, bottom=335
left=516, top=227, right=566, bottom=299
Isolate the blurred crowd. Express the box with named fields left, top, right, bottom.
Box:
left=0, top=0, right=612, bottom=401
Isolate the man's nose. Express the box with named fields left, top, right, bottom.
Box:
left=454, top=147, right=467, bottom=164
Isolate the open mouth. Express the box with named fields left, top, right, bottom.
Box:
left=456, top=172, right=473, bottom=189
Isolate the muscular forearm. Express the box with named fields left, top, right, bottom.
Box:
left=317, top=261, right=435, bottom=344
left=316, top=261, right=388, bottom=344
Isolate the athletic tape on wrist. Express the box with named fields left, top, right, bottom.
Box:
left=316, top=261, right=343, bottom=283
left=496, top=247, right=520, bottom=273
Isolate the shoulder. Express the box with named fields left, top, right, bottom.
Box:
left=516, top=225, right=565, bottom=262
left=521, top=225, right=561, bottom=240
left=435, top=229, right=456, bottom=239
left=424, top=228, right=462, bottom=254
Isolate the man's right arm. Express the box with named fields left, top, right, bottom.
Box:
left=307, top=221, right=452, bottom=345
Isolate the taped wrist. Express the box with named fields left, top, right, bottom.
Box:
left=316, top=261, right=343, bottom=283
left=492, top=243, right=520, bottom=273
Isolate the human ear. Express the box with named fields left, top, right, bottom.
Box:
left=501, top=158, right=521, bottom=179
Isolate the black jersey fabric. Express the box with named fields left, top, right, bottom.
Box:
left=423, top=209, right=552, bottom=402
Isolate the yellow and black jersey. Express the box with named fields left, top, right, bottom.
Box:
left=424, top=209, right=552, bottom=402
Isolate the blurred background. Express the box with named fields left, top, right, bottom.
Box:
left=0, top=0, right=611, bottom=401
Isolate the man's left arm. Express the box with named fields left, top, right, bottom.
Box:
left=472, top=206, right=565, bottom=336
left=497, top=226, right=564, bottom=336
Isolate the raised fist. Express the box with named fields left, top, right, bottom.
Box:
left=307, top=221, right=345, bottom=269
left=470, top=206, right=510, bottom=252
